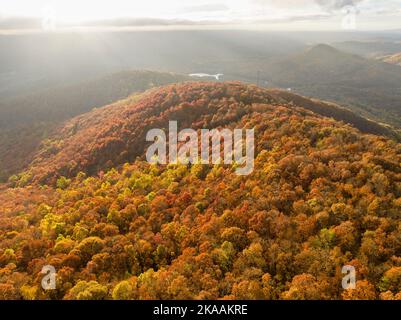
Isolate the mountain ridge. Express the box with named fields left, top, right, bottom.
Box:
left=265, top=44, right=401, bottom=128
left=10, top=81, right=401, bottom=187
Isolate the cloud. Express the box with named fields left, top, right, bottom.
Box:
left=0, top=16, right=225, bottom=31
left=83, top=17, right=223, bottom=27
left=0, top=0, right=399, bottom=32
left=252, top=0, right=364, bottom=10
left=181, top=3, right=230, bottom=13
left=315, top=0, right=364, bottom=10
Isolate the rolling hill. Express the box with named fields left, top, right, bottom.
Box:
left=0, top=70, right=192, bottom=181
left=331, top=41, right=401, bottom=58
left=11, top=81, right=400, bottom=186
left=264, top=44, right=401, bottom=128
left=0, top=31, right=304, bottom=100
left=0, top=82, right=400, bottom=300
left=266, top=89, right=401, bottom=141
left=1, top=33, right=400, bottom=133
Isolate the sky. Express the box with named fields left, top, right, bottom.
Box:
left=0, top=0, right=401, bottom=32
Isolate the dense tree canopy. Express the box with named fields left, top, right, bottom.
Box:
left=0, top=82, right=400, bottom=300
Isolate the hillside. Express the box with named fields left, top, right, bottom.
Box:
left=11, top=81, right=399, bottom=186
left=0, top=71, right=192, bottom=182
left=266, top=89, right=401, bottom=141
left=0, top=31, right=303, bottom=99
left=12, top=82, right=276, bottom=185
left=3, top=66, right=399, bottom=183
left=0, top=82, right=400, bottom=300
left=0, top=70, right=192, bottom=129
left=264, top=44, right=401, bottom=128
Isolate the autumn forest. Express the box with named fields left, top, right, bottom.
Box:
left=0, top=82, right=400, bottom=300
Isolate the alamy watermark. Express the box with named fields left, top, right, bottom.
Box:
left=146, top=121, right=255, bottom=175
left=341, top=5, right=357, bottom=30
left=41, top=265, right=56, bottom=290
left=41, top=6, right=57, bottom=31
left=342, top=265, right=356, bottom=290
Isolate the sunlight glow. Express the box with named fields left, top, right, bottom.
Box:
left=0, top=0, right=400, bottom=31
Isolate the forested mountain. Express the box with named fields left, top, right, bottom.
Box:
left=266, top=89, right=401, bottom=141
left=1, top=82, right=400, bottom=300
left=0, top=71, right=191, bottom=181
left=2, top=75, right=398, bottom=185
left=265, top=44, right=401, bottom=128
left=2, top=32, right=401, bottom=130
left=331, top=41, right=401, bottom=58
left=0, top=70, right=191, bottom=128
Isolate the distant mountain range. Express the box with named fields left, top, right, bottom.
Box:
left=2, top=41, right=401, bottom=181
left=263, top=44, right=401, bottom=128
left=1, top=69, right=400, bottom=183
